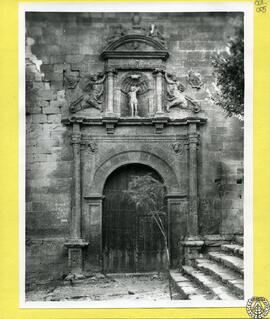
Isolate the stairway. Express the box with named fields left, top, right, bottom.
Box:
left=170, top=236, right=244, bottom=300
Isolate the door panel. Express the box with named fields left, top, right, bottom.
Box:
left=102, top=164, right=167, bottom=273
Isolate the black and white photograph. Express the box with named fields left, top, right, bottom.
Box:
left=22, top=2, right=253, bottom=307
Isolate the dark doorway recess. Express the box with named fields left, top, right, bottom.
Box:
left=102, top=164, right=167, bottom=273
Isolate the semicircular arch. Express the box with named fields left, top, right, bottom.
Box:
left=91, top=150, right=180, bottom=195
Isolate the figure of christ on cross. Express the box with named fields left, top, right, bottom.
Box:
left=127, top=85, right=141, bottom=117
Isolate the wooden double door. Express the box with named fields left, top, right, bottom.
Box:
left=102, top=164, right=167, bottom=273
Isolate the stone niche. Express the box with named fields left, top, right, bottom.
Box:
left=62, top=15, right=207, bottom=274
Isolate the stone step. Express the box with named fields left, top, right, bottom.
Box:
left=208, top=252, right=244, bottom=276
left=194, top=258, right=244, bottom=298
left=170, top=270, right=216, bottom=300
left=234, top=235, right=244, bottom=245
left=221, top=244, right=244, bottom=257
left=182, top=266, right=239, bottom=300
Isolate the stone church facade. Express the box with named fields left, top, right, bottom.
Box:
left=25, top=12, right=244, bottom=283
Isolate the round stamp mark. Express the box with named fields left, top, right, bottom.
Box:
left=246, top=297, right=270, bottom=319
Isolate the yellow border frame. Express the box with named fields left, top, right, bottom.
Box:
left=0, top=0, right=269, bottom=318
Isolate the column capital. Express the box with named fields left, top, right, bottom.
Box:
left=105, top=66, right=118, bottom=75
left=71, top=132, right=81, bottom=144
left=152, top=67, right=165, bottom=76
left=188, top=132, right=200, bottom=148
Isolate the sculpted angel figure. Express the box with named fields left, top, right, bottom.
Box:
left=164, top=72, right=201, bottom=113
left=69, top=72, right=106, bottom=113
left=149, top=24, right=166, bottom=46
left=165, top=72, right=187, bottom=111
left=127, top=85, right=140, bottom=117
left=82, top=73, right=106, bottom=110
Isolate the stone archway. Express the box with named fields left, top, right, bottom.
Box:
left=102, top=163, right=166, bottom=273
left=82, top=149, right=188, bottom=272
left=91, top=149, right=180, bottom=195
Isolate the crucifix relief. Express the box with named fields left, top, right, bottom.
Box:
left=127, top=85, right=140, bottom=117
left=121, top=73, right=150, bottom=117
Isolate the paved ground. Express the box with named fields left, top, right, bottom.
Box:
left=26, top=273, right=177, bottom=302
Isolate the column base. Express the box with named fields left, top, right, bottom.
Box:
left=64, top=239, right=88, bottom=274
left=180, top=236, right=204, bottom=266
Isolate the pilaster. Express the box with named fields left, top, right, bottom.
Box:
left=180, top=123, right=202, bottom=265
left=105, top=67, right=117, bottom=115
left=64, top=123, right=88, bottom=274
left=153, top=68, right=165, bottom=115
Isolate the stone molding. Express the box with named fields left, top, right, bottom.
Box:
left=101, top=34, right=169, bottom=61
left=64, top=239, right=89, bottom=248
left=165, top=193, right=187, bottom=200
left=81, top=134, right=188, bottom=143
left=104, top=34, right=167, bottom=51
left=101, top=50, right=169, bottom=61
left=62, top=116, right=207, bottom=129
left=83, top=194, right=105, bottom=201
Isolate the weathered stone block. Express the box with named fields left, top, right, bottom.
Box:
left=32, top=114, right=47, bottom=124
left=26, top=106, right=42, bottom=114
left=65, top=55, right=84, bottom=64
left=42, top=107, right=60, bottom=115
left=37, top=89, right=53, bottom=101
left=53, top=63, right=67, bottom=73
left=50, top=99, right=64, bottom=108
left=38, top=100, right=50, bottom=108
left=50, top=55, right=64, bottom=64
left=47, top=114, right=62, bottom=123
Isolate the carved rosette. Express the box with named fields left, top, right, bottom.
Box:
left=82, top=141, right=98, bottom=154
left=171, top=142, right=184, bottom=156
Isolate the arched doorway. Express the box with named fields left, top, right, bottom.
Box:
left=102, top=164, right=167, bottom=273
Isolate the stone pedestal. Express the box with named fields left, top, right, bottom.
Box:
left=166, top=193, right=188, bottom=268
left=180, top=237, right=204, bottom=266
left=65, top=239, right=88, bottom=273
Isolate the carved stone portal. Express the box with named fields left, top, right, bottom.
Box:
left=64, top=15, right=202, bottom=118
